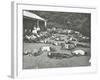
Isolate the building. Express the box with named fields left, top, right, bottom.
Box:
left=23, top=11, right=47, bottom=35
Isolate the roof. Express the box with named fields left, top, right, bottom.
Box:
left=23, top=11, right=46, bottom=21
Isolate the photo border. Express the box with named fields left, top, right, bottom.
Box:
left=11, top=2, right=97, bottom=78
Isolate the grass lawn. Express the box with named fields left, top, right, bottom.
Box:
left=23, top=43, right=91, bottom=69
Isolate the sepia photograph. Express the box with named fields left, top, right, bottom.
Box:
left=23, top=10, right=91, bottom=69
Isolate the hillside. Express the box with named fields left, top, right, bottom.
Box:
left=28, top=10, right=91, bottom=37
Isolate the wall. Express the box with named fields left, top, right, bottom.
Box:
left=0, top=0, right=100, bottom=80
